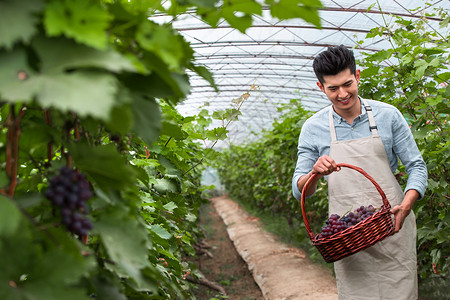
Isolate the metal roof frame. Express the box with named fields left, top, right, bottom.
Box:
left=153, top=0, right=449, bottom=147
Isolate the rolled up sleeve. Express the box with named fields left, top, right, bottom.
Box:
left=392, top=110, right=428, bottom=198
left=292, top=121, right=320, bottom=200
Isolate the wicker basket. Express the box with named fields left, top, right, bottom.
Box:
left=300, top=163, right=394, bottom=263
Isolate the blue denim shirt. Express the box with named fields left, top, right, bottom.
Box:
left=292, top=99, right=428, bottom=200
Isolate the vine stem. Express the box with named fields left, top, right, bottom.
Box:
left=45, top=109, right=53, bottom=162
left=181, top=86, right=252, bottom=177
left=18, top=204, right=60, bottom=245
left=3, top=105, right=26, bottom=197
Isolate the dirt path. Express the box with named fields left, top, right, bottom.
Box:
left=190, top=198, right=264, bottom=299
left=210, top=195, right=338, bottom=300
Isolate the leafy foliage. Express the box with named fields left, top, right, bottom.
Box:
left=0, top=0, right=322, bottom=299
left=211, top=100, right=331, bottom=262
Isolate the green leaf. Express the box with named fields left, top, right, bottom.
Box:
left=120, top=52, right=191, bottom=102
left=0, top=0, right=44, bottom=49
left=147, top=224, right=172, bottom=240
left=161, top=121, right=187, bottom=140
left=36, top=71, right=118, bottom=121
left=0, top=226, right=93, bottom=300
left=44, top=0, right=112, bottom=50
left=269, top=0, right=322, bottom=28
left=222, top=9, right=253, bottom=33
left=33, top=36, right=137, bottom=73
left=132, top=158, right=160, bottom=168
left=0, top=195, right=21, bottom=236
left=436, top=71, right=450, bottom=83
left=370, top=49, right=391, bottom=61
left=156, top=247, right=177, bottom=260
left=107, top=103, right=134, bottom=135
left=361, top=66, right=380, bottom=77
left=91, top=276, right=127, bottom=300
left=188, top=64, right=218, bottom=92
left=70, top=143, right=136, bottom=190
left=227, top=0, right=262, bottom=15
left=0, top=47, right=119, bottom=120
left=163, top=201, right=178, bottom=212
left=185, top=212, right=197, bottom=222
left=0, top=172, right=9, bottom=189
left=136, top=22, right=193, bottom=70
left=425, top=95, right=442, bottom=106
left=131, top=96, right=162, bottom=146
left=414, top=59, right=429, bottom=77
left=30, top=37, right=124, bottom=120
left=153, top=178, right=179, bottom=193
left=94, top=206, right=151, bottom=284
left=0, top=48, right=38, bottom=103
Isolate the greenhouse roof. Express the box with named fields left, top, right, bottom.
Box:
left=153, top=0, right=449, bottom=147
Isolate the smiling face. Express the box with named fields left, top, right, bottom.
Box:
left=317, top=68, right=361, bottom=120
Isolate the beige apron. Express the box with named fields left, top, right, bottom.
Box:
left=327, top=99, right=418, bottom=300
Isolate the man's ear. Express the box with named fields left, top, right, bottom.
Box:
left=356, top=69, right=361, bottom=83
left=317, top=81, right=325, bottom=93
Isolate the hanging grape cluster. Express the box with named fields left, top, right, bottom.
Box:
left=318, top=205, right=377, bottom=239
left=46, top=166, right=93, bottom=236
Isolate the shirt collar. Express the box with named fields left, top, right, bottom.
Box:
left=331, top=97, right=367, bottom=124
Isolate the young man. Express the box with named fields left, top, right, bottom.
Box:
left=292, top=46, right=427, bottom=299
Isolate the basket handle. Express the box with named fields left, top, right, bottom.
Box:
left=300, top=163, right=390, bottom=240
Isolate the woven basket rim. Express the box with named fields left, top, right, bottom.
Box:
left=300, top=163, right=395, bottom=262
left=300, top=163, right=391, bottom=240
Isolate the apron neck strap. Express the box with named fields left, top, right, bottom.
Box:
left=329, top=106, right=338, bottom=142
left=361, top=98, right=378, bottom=136
left=328, top=98, right=378, bottom=142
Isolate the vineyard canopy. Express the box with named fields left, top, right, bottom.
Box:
left=152, top=0, right=449, bottom=147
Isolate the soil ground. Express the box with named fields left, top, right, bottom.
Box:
left=189, top=196, right=338, bottom=300
left=190, top=199, right=264, bottom=299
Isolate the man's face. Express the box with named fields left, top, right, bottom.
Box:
left=317, top=68, right=361, bottom=117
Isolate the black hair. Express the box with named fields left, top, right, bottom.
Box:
left=313, top=45, right=356, bottom=84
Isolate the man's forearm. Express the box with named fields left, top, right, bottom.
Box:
left=401, top=189, right=420, bottom=212
left=297, top=171, right=323, bottom=197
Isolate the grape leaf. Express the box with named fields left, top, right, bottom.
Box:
left=269, top=0, right=322, bottom=28
left=0, top=48, right=119, bottom=121
left=0, top=196, right=21, bottom=236
left=36, top=71, right=118, bottom=121
left=0, top=0, right=44, bottom=49
left=131, top=95, right=162, bottom=146
left=94, top=206, right=152, bottom=286
left=147, top=224, right=172, bottom=240
left=0, top=225, right=93, bottom=300
left=44, top=0, right=112, bottom=50
left=69, top=143, right=136, bottom=190
left=33, top=36, right=137, bottom=73
left=163, top=201, right=178, bottom=211
left=153, top=178, right=180, bottom=193
left=0, top=48, right=39, bottom=103
left=161, top=121, right=187, bottom=140
left=188, top=64, right=218, bottom=92
left=137, top=21, right=193, bottom=70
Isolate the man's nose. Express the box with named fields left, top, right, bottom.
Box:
left=338, top=87, right=348, bottom=98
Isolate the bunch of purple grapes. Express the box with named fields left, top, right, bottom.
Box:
left=46, top=166, right=93, bottom=236
left=317, top=205, right=378, bottom=239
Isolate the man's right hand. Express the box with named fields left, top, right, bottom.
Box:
left=297, top=155, right=340, bottom=197
left=312, top=155, right=340, bottom=175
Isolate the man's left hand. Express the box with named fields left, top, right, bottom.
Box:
left=391, top=205, right=411, bottom=233
left=390, top=189, right=420, bottom=233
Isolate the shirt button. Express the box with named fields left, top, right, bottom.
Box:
left=351, top=127, right=354, bottom=130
